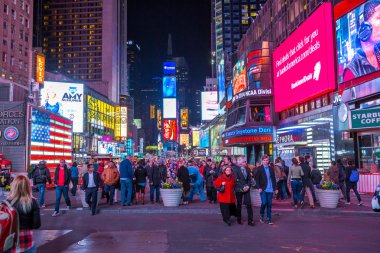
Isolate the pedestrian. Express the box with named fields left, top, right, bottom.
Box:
left=344, top=160, right=363, bottom=206
left=188, top=160, right=206, bottom=202
left=287, top=157, right=304, bottom=208
left=337, top=159, right=347, bottom=200
left=310, top=165, right=322, bottom=186
left=299, top=156, right=316, bottom=208
left=327, top=161, right=339, bottom=183
left=119, top=156, right=134, bottom=206
left=233, top=156, right=254, bottom=226
left=81, top=163, right=101, bottom=215
left=147, top=159, right=161, bottom=204
left=280, top=158, right=291, bottom=199
left=177, top=160, right=190, bottom=205
left=97, top=161, right=105, bottom=198
left=52, top=159, right=71, bottom=217
left=214, top=165, right=236, bottom=226
left=158, top=159, right=168, bottom=183
left=101, top=161, right=120, bottom=205
left=205, top=161, right=218, bottom=204
left=7, top=175, right=41, bottom=253
left=69, top=162, right=79, bottom=196
left=274, top=158, right=284, bottom=200
left=134, top=159, right=148, bottom=205
left=255, top=154, right=278, bottom=225
left=32, top=161, right=52, bottom=208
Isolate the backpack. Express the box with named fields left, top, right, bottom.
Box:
left=311, top=170, right=322, bottom=185
left=0, top=200, right=19, bottom=252
left=349, top=169, right=359, bottom=183
left=372, top=184, right=380, bottom=212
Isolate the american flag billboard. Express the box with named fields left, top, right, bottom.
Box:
left=30, top=107, right=73, bottom=169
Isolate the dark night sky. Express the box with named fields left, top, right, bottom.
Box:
left=127, top=0, right=211, bottom=89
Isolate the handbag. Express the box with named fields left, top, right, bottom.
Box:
left=216, top=184, right=225, bottom=193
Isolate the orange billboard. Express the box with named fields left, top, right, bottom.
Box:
left=36, top=55, right=45, bottom=84
left=157, top=109, right=162, bottom=130
left=180, top=108, right=189, bottom=129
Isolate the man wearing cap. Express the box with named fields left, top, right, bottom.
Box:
left=33, top=161, right=52, bottom=208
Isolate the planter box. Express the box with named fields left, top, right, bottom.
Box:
left=79, top=189, right=102, bottom=208
left=250, top=189, right=262, bottom=207
left=316, top=189, right=340, bottom=208
left=161, top=188, right=183, bottom=207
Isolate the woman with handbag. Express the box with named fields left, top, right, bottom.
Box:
left=213, top=166, right=236, bottom=226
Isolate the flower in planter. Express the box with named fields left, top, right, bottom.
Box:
left=161, top=179, right=183, bottom=189
left=316, top=181, right=340, bottom=190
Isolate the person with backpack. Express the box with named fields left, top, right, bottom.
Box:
left=345, top=160, right=363, bottom=206
left=32, top=161, right=52, bottom=208
left=7, top=175, right=41, bottom=253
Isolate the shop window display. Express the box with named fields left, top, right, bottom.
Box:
left=358, top=134, right=380, bottom=172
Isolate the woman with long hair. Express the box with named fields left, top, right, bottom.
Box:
left=287, top=158, right=304, bottom=208
left=8, top=175, right=41, bottom=253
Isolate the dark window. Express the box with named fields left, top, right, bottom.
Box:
left=250, top=105, right=271, bottom=122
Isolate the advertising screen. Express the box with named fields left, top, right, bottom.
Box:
left=163, top=76, right=176, bottom=97
left=227, top=83, right=233, bottom=102
left=217, top=60, right=226, bottom=103
left=41, top=81, right=84, bottom=132
left=232, top=56, right=247, bottom=95
left=150, top=105, right=156, bottom=119
left=247, top=45, right=271, bottom=88
left=336, top=1, right=380, bottom=84
left=273, top=3, right=335, bottom=112
left=180, top=134, right=190, bottom=148
left=163, top=119, right=177, bottom=141
left=180, top=108, right=189, bottom=129
left=163, top=61, right=176, bottom=75
left=192, top=130, right=200, bottom=147
left=201, top=91, right=218, bottom=121
left=199, top=128, right=210, bottom=148
left=157, top=109, right=162, bottom=129
left=98, top=141, right=117, bottom=155
left=163, top=98, right=177, bottom=118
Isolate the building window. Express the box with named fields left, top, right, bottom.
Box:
left=25, top=19, right=28, bottom=28
left=11, top=25, right=14, bottom=34
left=11, top=57, right=15, bottom=66
left=25, top=4, right=29, bottom=13
left=11, top=9, right=15, bottom=20
left=10, top=40, right=14, bottom=49
left=3, top=21, right=6, bottom=30
left=3, top=39, right=7, bottom=46
left=250, top=105, right=271, bottom=122
left=2, top=52, right=7, bottom=63
left=4, top=4, right=8, bottom=14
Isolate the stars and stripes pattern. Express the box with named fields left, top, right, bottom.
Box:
left=30, top=108, right=73, bottom=169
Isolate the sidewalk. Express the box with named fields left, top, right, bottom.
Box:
left=37, top=188, right=379, bottom=217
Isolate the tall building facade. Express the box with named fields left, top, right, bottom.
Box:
left=34, top=0, right=128, bottom=104
left=0, top=0, right=34, bottom=101
left=214, top=0, right=267, bottom=110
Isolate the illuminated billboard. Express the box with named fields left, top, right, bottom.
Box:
left=180, top=108, right=189, bottom=129
left=273, top=3, right=335, bottom=112
left=201, top=91, right=218, bottom=121
left=36, top=55, right=45, bottom=84
left=163, top=76, right=176, bottom=97
left=98, top=141, right=118, bottom=155
left=247, top=44, right=271, bottom=87
left=180, top=134, right=190, bottom=148
left=150, top=104, right=156, bottom=119
left=163, top=61, right=176, bottom=75
left=217, top=59, right=226, bottom=103
left=199, top=128, right=210, bottom=148
left=336, top=1, right=380, bottom=84
left=232, top=55, right=247, bottom=95
left=192, top=130, right=200, bottom=147
left=163, top=119, right=177, bottom=141
left=163, top=98, right=177, bottom=118
left=157, top=109, right=162, bottom=129
left=87, top=95, right=115, bottom=131
left=227, top=82, right=233, bottom=102
left=41, top=81, right=84, bottom=133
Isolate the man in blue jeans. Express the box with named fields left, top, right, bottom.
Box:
left=32, top=161, right=52, bottom=208
left=52, top=159, right=71, bottom=217
left=119, top=156, right=134, bottom=206
left=147, top=159, right=162, bottom=203
left=255, top=155, right=278, bottom=225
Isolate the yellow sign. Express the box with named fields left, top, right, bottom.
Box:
left=157, top=109, right=162, bottom=129
left=150, top=105, right=156, bottom=119
left=36, top=55, right=45, bottom=84
left=87, top=95, right=115, bottom=130
left=180, top=108, right=189, bottom=129
left=180, top=134, right=190, bottom=148
left=192, top=130, right=200, bottom=147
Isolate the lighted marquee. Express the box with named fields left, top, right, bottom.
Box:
left=222, top=126, right=274, bottom=146
left=163, top=119, right=177, bottom=141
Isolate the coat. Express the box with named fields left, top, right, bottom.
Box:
left=33, top=166, right=52, bottom=185
left=134, top=166, right=147, bottom=184
left=54, top=165, right=71, bottom=186
left=214, top=174, right=236, bottom=204
left=147, top=165, right=162, bottom=186
left=101, top=167, right=120, bottom=186
left=255, top=165, right=277, bottom=192
left=232, top=166, right=252, bottom=192
left=205, top=166, right=219, bottom=188
left=177, top=166, right=190, bottom=192
left=81, top=172, right=101, bottom=190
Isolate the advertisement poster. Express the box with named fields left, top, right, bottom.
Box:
left=41, top=81, right=84, bottom=132
left=201, top=91, right=218, bottom=121
left=180, top=134, right=190, bottom=148
left=232, top=56, right=247, bottom=95
left=98, top=141, right=117, bottom=155
left=247, top=45, right=271, bottom=87
left=163, top=76, right=176, bottom=97
left=180, top=108, right=189, bottom=129
left=336, top=1, right=380, bottom=84
left=163, top=98, right=177, bottom=118
left=163, top=119, right=177, bottom=141
left=163, top=61, right=176, bottom=75
left=217, top=59, right=226, bottom=104
left=157, top=109, right=162, bottom=129
left=192, top=130, right=200, bottom=147
left=273, top=3, right=335, bottom=112
left=0, top=102, right=26, bottom=146
left=150, top=104, right=156, bottom=119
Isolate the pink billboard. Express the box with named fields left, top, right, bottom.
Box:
left=273, top=3, right=336, bottom=112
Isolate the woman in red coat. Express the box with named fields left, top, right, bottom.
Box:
left=214, top=166, right=236, bottom=226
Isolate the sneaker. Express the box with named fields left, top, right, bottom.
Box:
left=358, top=202, right=363, bottom=206
left=267, top=221, right=274, bottom=225
left=66, top=206, right=71, bottom=210
left=41, top=204, right=46, bottom=208
left=52, top=211, right=60, bottom=217
left=259, top=217, right=264, bottom=223
left=345, top=202, right=351, bottom=205
left=293, top=205, right=298, bottom=209
left=300, top=201, right=304, bottom=209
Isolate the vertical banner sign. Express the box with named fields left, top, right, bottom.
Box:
left=115, top=106, right=121, bottom=138
left=150, top=105, right=156, bottom=119
left=163, top=119, right=177, bottom=141
left=121, top=107, right=127, bottom=137
left=157, top=109, right=162, bottom=130
left=36, top=55, right=45, bottom=84
left=180, top=108, right=189, bottom=129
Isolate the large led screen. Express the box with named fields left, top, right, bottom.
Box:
left=41, top=81, right=84, bottom=132
left=227, top=82, right=233, bottom=102
left=273, top=3, right=335, bottom=112
left=163, top=119, right=177, bottom=141
left=180, top=108, right=189, bottom=129
left=232, top=56, right=247, bottom=95
left=192, top=130, right=200, bottom=147
left=336, top=1, right=380, bottom=84
left=163, top=98, right=177, bottom=118
left=217, top=60, right=226, bottom=103
left=201, top=91, right=218, bottom=121
left=163, top=61, right=176, bottom=75
left=163, top=76, right=176, bottom=97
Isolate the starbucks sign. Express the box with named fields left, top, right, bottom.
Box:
left=350, top=108, right=380, bottom=129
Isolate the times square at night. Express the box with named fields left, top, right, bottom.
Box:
left=0, top=0, right=380, bottom=253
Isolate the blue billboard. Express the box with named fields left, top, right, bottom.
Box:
left=163, top=76, right=176, bottom=97
left=163, top=62, right=176, bottom=75
left=227, top=82, right=233, bottom=102
left=217, top=62, right=226, bottom=104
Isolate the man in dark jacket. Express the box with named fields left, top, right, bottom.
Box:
left=300, top=156, right=317, bottom=207
left=147, top=159, right=162, bottom=203
left=119, top=156, right=134, bottom=206
left=33, top=161, right=52, bottom=208
left=233, top=156, right=254, bottom=226
left=177, top=160, right=190, bottom=205
left=81, top=163, right=101, bottom=215
left=52, top=159, right=71, bottom=217
left=344, top=160, right=362, bottom=205
left=255, top=155, right=277, bottom=225
left=204, top=161, right=218, bottom=204
left=337, top=159, right=347, bottom=200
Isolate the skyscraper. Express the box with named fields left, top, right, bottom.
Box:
left=214, top=0, right=267, bottom=109
left=34, top=0, right=128, bottom=104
